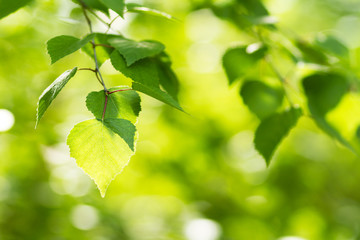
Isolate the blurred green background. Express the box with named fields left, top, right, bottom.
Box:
left=1, top=0, right=360, bottom=239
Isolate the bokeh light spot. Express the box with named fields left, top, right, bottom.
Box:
left=0, top=109, right=15, bottom=132
left=71, top=205, right=99, bottom=230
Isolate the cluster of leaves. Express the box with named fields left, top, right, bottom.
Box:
left=35, top=0, right=182, bottom=197
left=216, top=0, right=355, bottom=164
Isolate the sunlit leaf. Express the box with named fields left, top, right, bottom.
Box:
left=254, top=107, right=302, bottom=165
left=47, top=34, right=95, bottom=64
left=36, top=67, right=78, bottom=127
left=109, top=37, right=165, bottom=66
left=125, top=3, right=177, bottom=21
left=72, top=0, right=108, bottom=14
left=315, top=35, right=349, bottom=58
left=67, top=118, right=135, bottom=197
left=240, top=80, right=283, bottom=119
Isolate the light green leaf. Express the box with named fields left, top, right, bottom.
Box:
left=222, top=45, right=267, bottom=85
left=0, top=0, right=33, bottom=19
left=125, top=3, right=177, bottom=21
left=67, top=119, right=135, bottom=197
left=110, top=51, right=182, bottom=110
left=302, top=72, right=354, bottom=152
left=254, top=107, right=302, bottom=165
left=47, top=34, right=95, bottom=64
left=295, top=40, right=328, bottom=65
left=86, top=86, right=141, bottom=123
left=315, top=35, right=349, bottom=58
left=36, top=67, right=78, bottom=127
left=240, top=80, right=283, bottom=119
left=99, top=0, right=125, bottom=17
left=109, top=37, right=165, bottom=66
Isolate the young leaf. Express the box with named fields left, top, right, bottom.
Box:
left=47, top=34, right=95, bottom=64
left=223, top=45, right=267, bottom=85
left=108, top=37, right=165, bottom=66
left=36, top=67, right=78, bottom=127
left=125, top=3, right=177, bottom=21
left=86, top=87, right=141, bottom=123
left=67, top=119, right=135, bottom=197
left=99, top=0, right=125, bottom=17
left=303, top=72, right=354, bottom=151
left=110, top=51, right=182, bottom=110
left=254, top=107, right=302, bottom=165
left=0, top=0, right=33, bottom=19
left=240, top=80, right=283, bottom=119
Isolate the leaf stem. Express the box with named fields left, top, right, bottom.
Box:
left=108, top=89, right=133, bottom=94
left=79, top=67, right=97, bottom=72
left=102, top=93, right=109, bottom=121
left=80, top=1, right=108, bottom=92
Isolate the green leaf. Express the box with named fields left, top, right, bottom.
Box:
left=99, top=0, right=125, bottom=17
left=108, top=37, right=165, bottom=66
left=36, top=67, right=78, bottom=127
left=0, top=0, right=33, bottom=19
left=240, top=80, right=283, bottom=119
left=67, top=119, right=135, bottom=197
left=72, top=0, right=108, bottom=14
left=254, top=107, right=302, bottom=165
left=302, top=72, right=349, bottom=117
left=302, top=72, right=354, bottom=151
left=86, top=86, right=141, bottom=124
left=125, top=3, right=177, bottom=21
left=47, top=34, right=95, bottom=64
left=222, top=45, right=267, bottom=85
left=110, top=51, right=182, bottom=110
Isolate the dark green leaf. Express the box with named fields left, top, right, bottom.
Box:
left=222, top=45, right=267, bottom=85
left=72, top=0, right=108, bottom=14
left=103, top=118, right=136, bottom=151
left=108, top=37, right=165, bottom=66
left=254, top=107, right=302, bottom=165
left=303, top=72, right=353, bottom=151
left=0, top=0, right=33, bottom=19
left=156, top=53, right=180, bottom=101
left=302, top=72, right=349, bottom=116
left=47, top=34, right=95, bottom=64
left=36, top=67, right=78, bottom=127
left=240, top=80, right=283, bottom=119
left=86, top=87, right=141, bottom=123
left=110, top=51, right=182, bottom=110
left=99, top=0, right=125, bottom=17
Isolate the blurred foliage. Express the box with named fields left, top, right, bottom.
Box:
left=2, top=0, right=360, bottom=239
